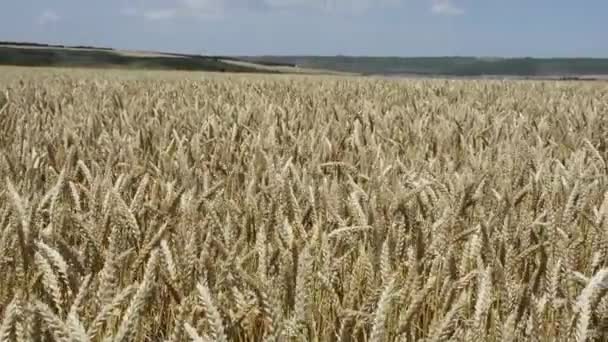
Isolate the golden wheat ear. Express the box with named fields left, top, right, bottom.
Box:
left=0, top=295, right=23, bottom=341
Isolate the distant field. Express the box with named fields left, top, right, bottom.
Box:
left=0, top=43, right=300, bottom=74
left=240, top=55, right=608, bottom=79
left=1, top=66, right=608, bottom=341
left=0, top=65, right=353, bottom=83
left=220, top=58, right=356, bottom=75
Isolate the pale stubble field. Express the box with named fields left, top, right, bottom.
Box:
left=1, top=66, right=608, bottom=341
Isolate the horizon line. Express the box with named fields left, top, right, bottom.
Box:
left=1, top=39, right=607, bottom=60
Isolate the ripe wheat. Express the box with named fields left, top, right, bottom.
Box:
left=0, top=66, right=608, bottom=341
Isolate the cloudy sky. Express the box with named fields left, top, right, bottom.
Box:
left=1, top=0, right=606, bottom=57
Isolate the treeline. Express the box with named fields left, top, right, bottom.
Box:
left=240, top=56, right=608, bottom=76
left=0, top=41, right=114, bottom=51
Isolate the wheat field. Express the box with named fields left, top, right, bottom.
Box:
left=1, top=66, right=608, bottom=341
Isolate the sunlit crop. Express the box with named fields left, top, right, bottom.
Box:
left=1, top=67, right=608, bottom=341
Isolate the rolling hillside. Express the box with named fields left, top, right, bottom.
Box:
left=0, top=42, right=279, bottom=74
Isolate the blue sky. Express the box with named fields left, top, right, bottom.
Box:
left=1, top=0, right=606, bottom=57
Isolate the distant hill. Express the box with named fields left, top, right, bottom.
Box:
left=2, top=41, right=608, bottom=79
left=0, top=42, right=279, bottom=74
left=238, top=55, right=608, bottom=79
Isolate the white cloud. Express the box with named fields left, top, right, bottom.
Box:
left=38, top=10, right=61, bottom=25
left=264, top=0, right=399, bottom=14
left=143, top=8, right=178, bottom=20
left=431, top=0, right=463, bottom=15
left=181, top=0, right=220, bottom=10
left=120, top=0, right=401, bottom=20
left=120, top=7, right=138, bottom=17
left=121, top=0, right=224, bottom=21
